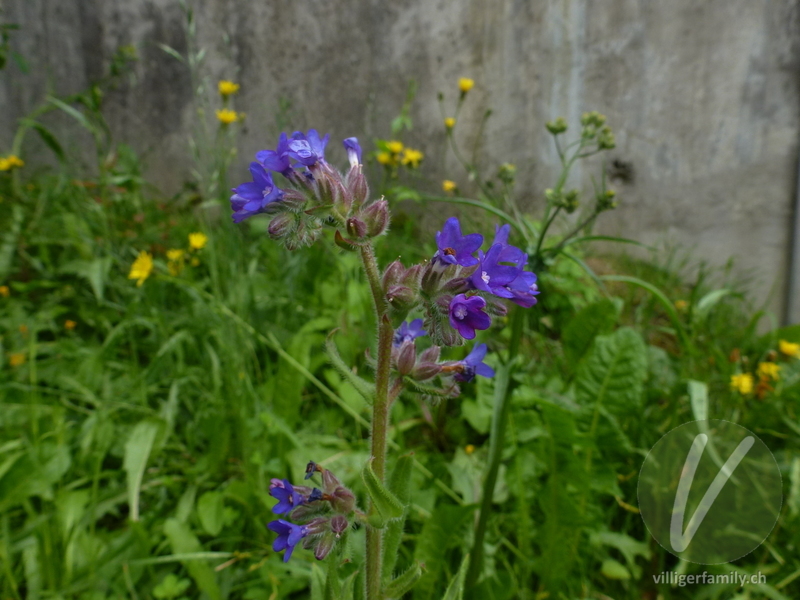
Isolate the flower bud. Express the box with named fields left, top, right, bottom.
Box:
left=419, top=345, right=441, bottom=363
left=321, top=468, right=342, bottom=492
left=382, top=260, right=405, bottom=289
left=346, top=165, right=369, bottom=208
left=329, top=485, right=356, bottom=514
left=545, top=117, right=568, bottom=135
left=363, top=199, right=389, bottom=237
left=441, top=277, right=471, bottom=295
left=401, top=264, right=423, bottom=289
left=346, top=217, right=367, bottom=239
left=281, top=188, right=307, bottom=210
left=305, top=517, right=331, bottom=536
left=268, top=213, right=294, bottom=239
left=485, top=299, right=508, bottom=317
left=386, top=285, right=418, bottom=313
left=412, top=361, right=442, bottom=381
left=396, top=340, right=417, bottom=375
left=330, top=514, right=349, bottom=536
left=314, top=532, right=336, bottom=560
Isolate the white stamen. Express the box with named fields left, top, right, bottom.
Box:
left=481, top=271, right=490, bottom=284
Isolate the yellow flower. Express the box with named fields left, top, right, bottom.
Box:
left=442, top=180, right=457, bottom=193
left=64, top=320, right=77, bottom=330
left=128, top=251, right=154, bottom=287
left=386, top=140, right=404, bottom=154
left=9, top=353, right=26, bottom=367
left=779, top=339, right=800, bottom=359
left=0, top=285, right=9, bottom=297
left=376, top=152, right=393, bottom=166
left=0, top=155, right=24, bottom=171
left=188, top=232, right=208, bottom=250
left=465, top=444, right=475, bottom=455
left=757, top=362, right=781, bottom=381
left=216, top=109, right=239, bottom=124
left=167, top=261, right=183, bottom=276
left=444, top=117, right=456, bottom=129
left=218, top=80, right=240, bottom=96
left=730, top=373, right=754, bottom=395
left=167, top=248, right=185, bottom=261
left=459, top=77, right=475, bottom=93
left=674, top=299, right=688, bottom=311
left=191, top=257, right=200, bottom=267
left=401, top=148, right=424, bottom=168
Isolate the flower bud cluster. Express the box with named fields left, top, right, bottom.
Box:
left=229, top=131, right=387, bottom=249
left=580, top=111, right=615, bottom=149
left=267, top=462, right=356, bottom=562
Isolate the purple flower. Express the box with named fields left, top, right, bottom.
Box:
left=469, top=243, right=526, bottom=298
left=287, top=129, right=329, bottom=167
left=230, top=162, right=284, bottom=223
left=393, top=319, right=426, bottom=347
left=256, top=133, right=293, bottom=176
left=449, top=294, right=491, bottom=340
left=505, top=270, right=540, bottom=308
left=269, top=479, right=304, bottom=515
left=268, top=519, right=309, bottom=563
left=454, top=343, right=495, bottom=383
left=492, top=223, right=511, bottom=246
left=434, top=217, right=483, bottom=267
left=343, top=137, right=362, bottom=168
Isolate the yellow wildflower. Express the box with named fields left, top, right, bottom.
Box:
left=730, top=373, right=754, bottom=395
left=444, top=117, right=456, bottom=129
left=216, top=109, right=239, bottom=124
left=0, top=285, right=9, bottom=297
left=459, top=77, right=475, bottom=93
left=465, top=444, right=475, bottom=455
left=0, top=155, right=24, bottom=171
left=442, top=180, right=457, bottom=193
left=779, top=339, right=800, bottom=359
left=64, top=320, right=77, bottom=330
left=188, top=232, right=208, bottom=250
left=9, top=353, right=26, bottom=367
left=218, top=80, right=240, bottom=96
left=376, top=152, right=393, bottom=166
left=167, top=261, right=182, bottom=276
left=167, top=248, right=185, bottom=261
left=757, top=362, right=781, bottom=381
left=128, top=250, right=154, bottom=287
left=191, top=257, right=200, bottom=267
left=674, top=299, right=688, bottom=311
left=401, top=148, right=424, bottom=168
left=386, top=140, right=404, bottom=154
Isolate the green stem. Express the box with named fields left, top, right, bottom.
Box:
left=359, top=243, right=393, bottom=600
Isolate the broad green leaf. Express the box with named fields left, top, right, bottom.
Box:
left=0, top=444, right=71, bottom=510
left=694, top=288, right=733, bottom=320
left=163, top=519, right=221, bottom=600
left=124, top=420, right=160, bottom=522
left=361, top=459, right=404, bottom=522
left=60, top=257, right=113, bottom=301
left=383, top=454, right=414, bottom=580
left=197, top=491, right=224, bottom=536
left=562, top=298, right=621, bottom=368
left=326, top=331, right=374, bottom=404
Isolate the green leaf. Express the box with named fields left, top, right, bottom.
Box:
left=382, top=454, right=414, bottom=580
left=575, top=327, right=648, bottom=415
left=123, top=420, right=160, bottom=522
left=153, top=574, right=191, bottom=599
left=562, top=298, right=621, bottom=368
left=442, top=554, right=469, bottom=600
left=326, top=331, right=374, bottom=404
left=694, top=288, right=734, bottom=321
left=402, top=376, right=457, bottom=398
left=0, top=205, right=23, bottom=280
left=163, top=519, right=221, bottom=600
left=384, top=562, right=423, bottom=598
left=157, top=43, right=186, bottom=63
left=687, top=380, right=708, bottom=421
left=197, top=491, right=224, bottom=536
left=20, top=118, right=65, bottom=161
left=59, top=257, right=113, bottom=301
left=361, top=458, right=404, bottom=522
left=601, top=558, right=630, bottom=580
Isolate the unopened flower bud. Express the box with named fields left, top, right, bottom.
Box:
left=382, top=260, right=405, bottom=289
left=442, top=277, right=471, bottom=295
left=346, top=217, right=367, bottom=239
left=419, top=346, right=441, bottom=363
left=485, top=299, right=508, bottom=317
left=363, top=199, right=389, bottom=237
left=305, top=517, right=330, bottom=536
left=545, top=117, right=568, bottom=135
left=386, top=285, right=418, bottom=313
left=396, top=340, right=417, bottom=375
left=330, top=514, right=349, bottom=536
left=346, top=165, right=369, bottom=208
left=412, top=362, right=442, bottom=381
left=281, top=188, right=307, bottom=210
left=314, top=532, right=336, bottom=560
left=268, top=213, right=294, bottom=239
left=321, top=467, right=342, bottom=491
left=329, top=486, right=356, bottom=514
left=401, top=264, right=423, bottom=289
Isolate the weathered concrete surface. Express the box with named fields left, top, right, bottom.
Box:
left=2, top=0, right=800, bottom=320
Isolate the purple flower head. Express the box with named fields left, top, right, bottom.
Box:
left=268, top=519, right=309, bottom=563
left=230, top=162, right=285, bottom=223
left=393, top=318, right=426, bottom=347
left=256, top=133, right=293, bottom=176
left=469, top=243, right=526, bottom=298
left=454, top=343, right=495, bottom=383
left=287, top=129, right=329, bottom=167
left=269, top=478, right=304, bottom=515
left=505, top=270, right=540, bottom=308
left=449, top=294, right=491, bottom=340
left=434, top=217, right=483, bottom=267
left=343, top=137, right=362, bottom=168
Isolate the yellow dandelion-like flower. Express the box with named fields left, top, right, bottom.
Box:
left=730, top=373, right=754, bottom=395
left=216, top=109, right=239, bottom=125
left=444, top=117, right=456, bottom=129
left=65, top=320, right=77, bottom=330
left=465, top=444, right=476, bottom=455
left=757, top=362, right=781, bottom=381
left=459, top=77, right=475, bottom=93
left=442, top=180, right=457, bottom=193
left=0, top=155, right=24, bottom=171
left=0, top=285, right=9, bottom=297
left=779, top=339, right=800, bottom=359
left=401, top=148, right=424, bottom=168
left=188, top=232, right=208, bottom=250
left=9, top=353, right=26, bottom=367
left=218, top=80, right=240, bottom=96
left=674, top=299, right=688, bottom=311
left=376, top=152, right=394, bottom=166
left=128, top=250, right=154, bottom=287
left=167, top=248, right=185, bottom=261
left=386, top=140, right=404, bottom=154
left=167, top=261, right=182, bottom=276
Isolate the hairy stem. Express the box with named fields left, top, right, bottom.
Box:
left=360, top=243, right=393, bottom=600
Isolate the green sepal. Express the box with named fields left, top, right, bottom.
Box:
left=402, top=376, right=456, bottom=398
left=382, top=454, right=414, bottom=580
left=326, top=330, right=375, bottom=405
left=334, top=229, right=362, bottom=252
left=362, top=458, right=404, bottom=522
left=384, top=562, right=423, bottom=599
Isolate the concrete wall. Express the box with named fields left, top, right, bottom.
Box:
left=2, top=0, right=800, bottom=321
